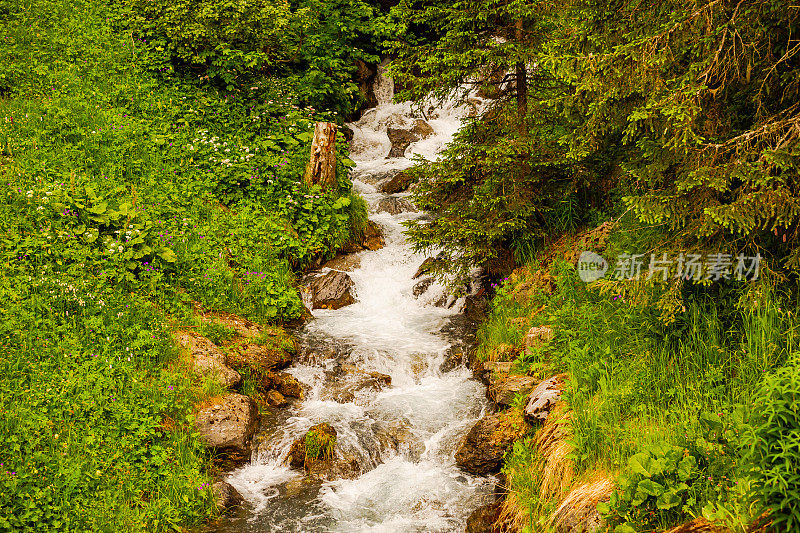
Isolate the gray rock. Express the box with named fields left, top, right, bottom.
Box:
left=375, top=196, right=417, bottom=215
left=524, top=374, right=565, bottom=424
left=212, top=481, right=244, bottom=510
left=322, top=365, right=391, bottom=403
left=488, top=374, right=537, bottom=407
left=412, top=277, right=435, bottom=298
left=306, top=270, right=356, bottom=310
left=195, top=394, right=259, bottom=454
left=374, top=419, right=425, bottom=462
left=386, top=120, right=433, bottom=158
left=176, top=333, right=241, bottom=388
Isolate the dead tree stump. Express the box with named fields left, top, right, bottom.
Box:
left=303, top=122, right=338, bottom=190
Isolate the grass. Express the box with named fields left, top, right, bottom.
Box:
left=480, top=229, right=800, bottom=532
left=0, top=0, right=366, bottom=530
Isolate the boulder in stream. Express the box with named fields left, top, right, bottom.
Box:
left=264, top=371, right=305, bottom=400
left=195, top=393, right=259, bottom=455
left=381, top=170, right=415, bottom=194
left=455, top=412, right=528, bottom=475
left=212, top=481, right=244, bottom=510
left=288, top=423, right=359, bottom=480
left=375, top=196, right=417, bottom=215
left=465, top=500, right=502, bottom=533
left=306, top=270, right=356, bottom=310
left=386, top=119, right=434, bottom=158
left=322, top=364, right=391, bottom=403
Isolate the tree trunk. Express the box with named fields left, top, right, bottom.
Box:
left=515, top=19, right=528, bottom=131
left=303, top=122, right=338, bottom=190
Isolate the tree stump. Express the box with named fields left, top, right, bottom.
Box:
left=303, top=122, right=338, bottom=190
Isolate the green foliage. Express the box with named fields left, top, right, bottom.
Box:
left=117, top=0, right=394, bottom=116
left=747, top=358, right=800, bottom=532
left=0, top=0, right=367, bottom=529
left=600, top=444, right=703, bottom=531
left=304, top=428, right=335, bottom=461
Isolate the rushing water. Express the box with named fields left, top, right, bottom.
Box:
left=210, top=70, right=492, bottom=533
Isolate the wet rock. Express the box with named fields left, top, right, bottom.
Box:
left=524, top=325, right=554, bottom=353
left=376, top=196, right=417, bottom=215
left=195, top=394, right=259, bottom=454
left=488, top=374, right=537, bottom=407
left=465, top=501, right=502, bottom=533
left=362, top=221, right=385, bottom=251
left=412, top=277, right=435, bottom=297
left=374, top=419, right=425, bottom=462
left=266, top=371, right=304, bottom=399
left=439, top=345, right=466, bottom=373
left=212, top=481, right=244, bottom=510
left=176, top=333, right=241, bottom=388
left=306, top=270, right=356, bottom=310
left=288, top=424, right=358, bottom=480
left=381, top=170, right=415, bottom=194
left=323, top=253, right=362, bottom=271
left=464, top=294, right=490, bottom=324
left=354, top=59, right=378, bottom=112
left=266, top=389, right=288, bottom=408
left=229, top=342, right=293, bottom=373
left=455, top=413, right=525, bottom=475
left=323, top=365, right=391, bottom=403
left=386, top=119, right=433, bottom=158
left=484, top=361, right=513, bottom=374
left=524, top=374, right=566, bottom=424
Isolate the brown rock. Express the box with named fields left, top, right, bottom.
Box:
left=229, top=342, right=293, bottom=373
left=381, top=170, right=415, bottom=194
left=455, top=413, right=525, bottom=475
left=289, top=423, right=337, bottom=471
left=524, top=374, right=566, bottom=424
left=267, top=371, right=304, bottom=399
left=212, top=481, right=244, bottom=510
left=413, top=256, right=441, bottom=279
left=465, top=501, right=502, bottom=533
left=195, top=394, right=259, bottom=454
left=177, top=333, right=241, bottom=388
left=524, top=325, right=554, bottom=352
left=362, top=221, right=385, bottom=251
left=375, top=196, right=417, bottom=215
left=266, top=389, right=288, bottom=407
left=374, top=419, right=425, bottom=462
left=306, top=270, right=356, bottom=310
left=322, top=365, right=391, bottom=403
left=386, top=120, right=432, bottom=158
left=323, top=253, right=362, bottom=271
left=489, top=374, right=537, bottom=407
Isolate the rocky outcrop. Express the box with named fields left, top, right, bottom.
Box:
left=354, top=59, right=378, bottom=112
left=524, top=325, right=554, bottom=353
left=524, top=374, right=566, bottom=424
left=195, top=394, right=259, bottom=455
left=212, top=481, right=244, bottom=510
left=381, top=170, right=415, bottom=194
left=455, top=413, right=527, bottom=475
left=376, top=196, right=417, bottom=215
left=386, top=119, right=434, bottom=158
left=177, top=333, right=241, bottom=388
left=266, top=389, right=288, bottom=407
left=305, top=270, right=356, bottom=310
left=229, top=342, right=293, bottom=373
left=465, top=501, right=502, bottom=533
left=323, top=253, right=362, bottom=271
left=412, top=277, right=435, bottom=297
left=488, top=373, right=537, bottom=407
left=414, top=256, right=441, bottom=279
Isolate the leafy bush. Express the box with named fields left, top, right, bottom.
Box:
left=748, top=360, right=800, bottom=532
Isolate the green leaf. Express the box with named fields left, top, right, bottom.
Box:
left=656, top=489, right=681, bottom=510
left=615, top=524, right=637, bottom=533
left=157, top=248, right=178, bottom=262
left=637, top=478, right=665, bottom=497
left=677, top=455, right=696, bottom=481
left=628, top=453, right=651, bottom=477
